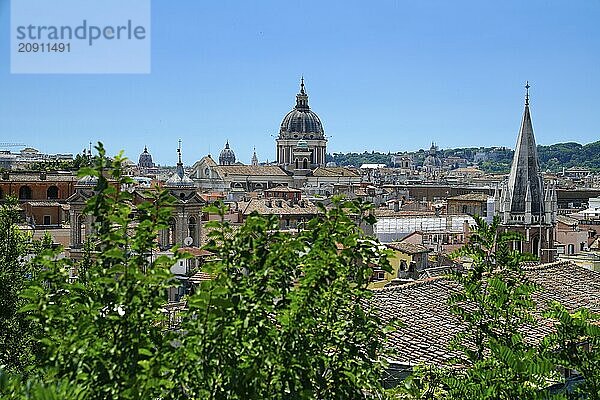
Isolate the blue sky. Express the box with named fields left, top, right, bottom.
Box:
left=0, top=0, right=599, bottom=165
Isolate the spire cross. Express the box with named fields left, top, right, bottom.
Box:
left=300, top=76, right=305, bottom=94
left=525, top=81, right=530, bottom=106
left=177, top=139, right=182, bottom=164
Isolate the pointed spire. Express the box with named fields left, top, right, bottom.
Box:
left=144, top=145, right=148, bottom=153
left=505, top=83, right=545, bottom=217
left=176, top=139, right=184, bottom=178
left=225, top=140, right=230, bottom=149
left=251, top=146, right=259, bottom=166
left=295, top=77, right=310, bottom=110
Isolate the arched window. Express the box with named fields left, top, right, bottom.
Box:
left=168, top=218, right=176, bottom=246
left=532, top=237, right=540, bottom=257
left=188, top=217, right=197, bottom=245
left=398, top=260, right=407, bottom=277
left=303, top=158, right=308, bottom=169
left=78, top=215, right=86, bottom=243
left=47, top=185, right=59, bottom=199
left=19, top=186, right=32, bottom=200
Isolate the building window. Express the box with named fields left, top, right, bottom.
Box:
left=43, top=215, right=51, bottom=225
left=19, top=185, right=32, bottom=200
left=168, top=218, right=176, bottom=246
left=568, top=244, right=575, bottom=255
left=188, top=217, right=196, bottom=245
left=47, top=186, right=59, bottom=199
left=531, top=237, right=539, bottom=257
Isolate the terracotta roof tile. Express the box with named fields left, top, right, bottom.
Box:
left=239, top=198, right=320, bottom=216
left=311, top=167, right=359, bottom=177
left=386, top=241, right=430, bottom=254
left=214, top=165, right=290, bottom=177
left=370, top=261, right=600, bottom=367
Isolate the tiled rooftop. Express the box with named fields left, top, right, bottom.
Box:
left=214, top=165, right=290, bottom=177
left=447, top=193, right=490, bottom=202
left=311, top=167, right=359, bottom=177
left=386, top=241, right=430, bottom=254
left=239, top=198, right=320, bottom=216
left=0, top=172, right=78, bottom=182
left=370, top=261, right=600, bottom=366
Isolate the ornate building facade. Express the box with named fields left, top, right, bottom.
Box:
left=158, top=142, right=204, bottom=249
left=190, top=78, right=359, bottom=193
left=496, top=83, right=557, bottom=262
left=276, top=78, right=327, bottom=172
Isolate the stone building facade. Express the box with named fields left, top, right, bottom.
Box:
left=276, top=78, right=327, bottom=172
left=0, top=171, right=77, bottom=227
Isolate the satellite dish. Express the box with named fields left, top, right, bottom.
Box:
left=183, top=236, right=193, bottom=246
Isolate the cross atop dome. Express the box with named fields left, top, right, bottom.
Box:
left=176, top=139, right=185, bottom=179
left=296, top=76, right=309, bottom=110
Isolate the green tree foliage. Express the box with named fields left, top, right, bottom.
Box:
left=171, top=199, right=392, bottom=399
left=445, top=217, right=555, bottom=399
left=543, top=302, right=600, bottom=399
left=328, top=140, right=600, bottom=172
left=399, top=217, right=556, bottom=399
left=3, top=143, right=393, bottom=399
left=0, top=197, right=47, bottom=374
left=18, top=144, right=179, bottom=399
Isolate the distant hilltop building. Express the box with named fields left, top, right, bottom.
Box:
left=0, top=147, right=73, bottom=170
left=496, top=83, right=557, bottom=263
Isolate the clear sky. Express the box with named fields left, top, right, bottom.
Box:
left=0, top=0, right=599, bottom=165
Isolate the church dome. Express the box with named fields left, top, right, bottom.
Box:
left=424, top=142, right=442, bottom=167
left=138, top=146, right=155, bottom=168
left=165, top=170, right=195, bottom=188
left=219, top=141, right=236, bottom=165
left=424, top=154, right=442, bottom=167
left=278, top=78, right=325, bottom=140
